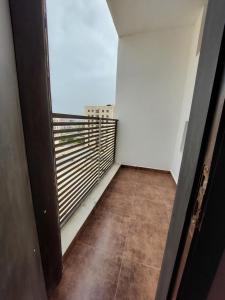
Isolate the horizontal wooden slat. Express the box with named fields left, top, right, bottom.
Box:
left=53, top=112, right=118, bottom=122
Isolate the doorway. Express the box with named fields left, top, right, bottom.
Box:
left=8, top=0, right=225, bottom=299
left=157, top=4, right=225, bottom=297
left=171, top=27, right=225, bottom=299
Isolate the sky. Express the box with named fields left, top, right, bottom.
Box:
left=46, top=0, right=118, bottom=115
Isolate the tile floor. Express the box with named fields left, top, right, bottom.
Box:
left=50, top=166, right=176, bottom=300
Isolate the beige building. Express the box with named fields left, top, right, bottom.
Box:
left=85, top=104, right=115, bottom=119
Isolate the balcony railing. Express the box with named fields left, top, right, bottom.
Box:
left=52, top=113, right=118, bottom=226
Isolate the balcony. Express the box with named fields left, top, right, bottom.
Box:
left=48, top=1, right=207, bottom=298
left=50, top=111, right=176, bottom=299
left=50, top=166, right=175, bottom=299
left=3, top=0, right=225, bottom=298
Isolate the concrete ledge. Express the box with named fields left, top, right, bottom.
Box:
left=170, top=170, right=178, bottom=185
left=61, top=163, right=121, bottom=255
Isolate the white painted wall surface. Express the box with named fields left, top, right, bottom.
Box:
left=171, top=9, right=206, bottom=182
left=115, top=26, right=195, bottom=170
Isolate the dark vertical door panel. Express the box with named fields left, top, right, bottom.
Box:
left=208, top=250, right=225, bottom=300
left=156, top=0, right=225, bottom=298
left=0, top=0, right=47, bottom=299
left=172, top=31, right=225, bottom=299
left=177, top=49, right=225, bottom=299
left=9, top=0, right=62, bottom=292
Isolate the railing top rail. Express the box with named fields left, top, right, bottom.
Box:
left=52, top=112, right=118, bottom=122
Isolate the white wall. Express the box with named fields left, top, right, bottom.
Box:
left=171, top=8, right=206, bottom=182
left=115, top=26, right=196, bottom=170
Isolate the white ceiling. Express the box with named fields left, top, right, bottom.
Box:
left=107, top=0, right=205, bottom=36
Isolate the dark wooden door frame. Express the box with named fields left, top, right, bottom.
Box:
left=176, top=38, right=225, bottom=298
left=8, top=0, right=225, bottom=297
left=156, top=0, right=225, bottom=299
left=170, top=27, right=225, bottom=300
left=9, top=0, right=62, bottom=294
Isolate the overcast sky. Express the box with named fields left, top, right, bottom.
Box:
left=46, top=0, right=118, bottom=115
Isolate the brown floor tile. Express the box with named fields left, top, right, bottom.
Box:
left=51, top=167, right=175, bottom=300
left=134, top=169, right=175, bottom=189
left=51, top=242, right=122, bottom=300
left=123, top=217, right=169, bottom=269
left=95, top=190, right=134, bottom=217
left=115, top=258, right=159, bottom=300
left=116, top=167, right=140, bottom=180
left=108, top=180, right=137, bottom=196
left=132, top=195, right=170, bottom=224
left=134, top=182, right=175, bottom=207
left=77, top=209, right=130, bottom=256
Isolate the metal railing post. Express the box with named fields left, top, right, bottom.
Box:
left=113, top=120, right=118, bottom=163
left=97, top=117, right=102, bottom=182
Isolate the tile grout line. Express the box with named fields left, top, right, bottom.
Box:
left=113, top=236, right=127, bottom=300
left=113, top=202, right=135, bottom=300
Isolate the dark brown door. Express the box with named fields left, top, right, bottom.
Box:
left=156, top=3, right=225, bottom=299
left=0, top=1, right=47, bottom=299
left=172, top=57, right=225, bottom=299
left=9, top=0, right=62, bottom=293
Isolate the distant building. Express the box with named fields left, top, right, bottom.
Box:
left=85, top=104, right=115, bottom=119
left=84, top=105, right=115, bottom=143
